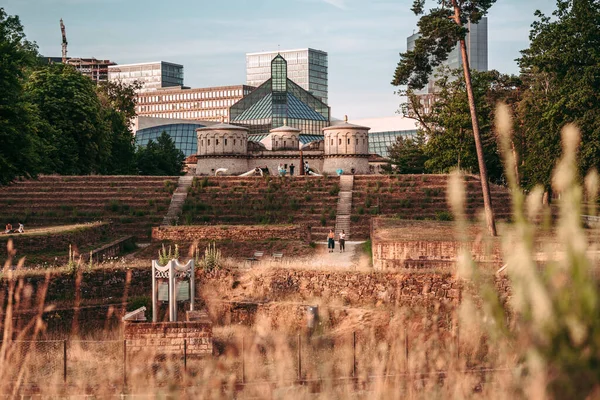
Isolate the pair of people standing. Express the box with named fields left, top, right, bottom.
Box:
left=327, top=229, right=346, bottom=253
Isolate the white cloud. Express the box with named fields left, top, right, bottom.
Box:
left=322, top=0, right=346, bottom=9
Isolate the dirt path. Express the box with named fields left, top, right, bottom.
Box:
left=284, top=241, right=371, bottom=271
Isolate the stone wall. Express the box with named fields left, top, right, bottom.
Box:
left=322, top=156, right=369, bottom=175
left=196, top=156, right=249, bottom=175
left=124, top=321, right=213, bottom=355
left=151, top=224, right=310, bottom=242
left=247, top=153, right=324, bottom=175
left=370, top=219, right=503, bottom=271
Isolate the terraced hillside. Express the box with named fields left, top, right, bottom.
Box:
left=350, top=175, right=512, bottom=239
left=181, top=176, right=340, bottom=240
left=0, top=176, right=178, bottom=240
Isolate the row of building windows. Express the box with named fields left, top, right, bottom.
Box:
left=137, top=99, right=237, bottom=112
left=139, top=89, right=249, bottom=103
left=143, top=109, right=228, bottom=119
left=331, top=138, right=366, bottom=146
left=199, top=138, right=244, bottom=146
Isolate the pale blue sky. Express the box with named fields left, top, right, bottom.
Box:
left=5, top=0, right=556, bottom=119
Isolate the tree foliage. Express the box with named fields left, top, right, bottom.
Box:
left=400, top=68, right=521, bottom=183
left=516, top=0, right=600, bottom=191
left=392, top=0, right=496, bottom=90
left=0, top=8, right=41, bottom=184
left=135, top=132, right=185, bottom=176
left=383, top=132, right=427, bottom=174
left=96, top=80, right=142, bottom=174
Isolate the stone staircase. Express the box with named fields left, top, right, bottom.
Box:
left=162, top=175, right=194, bottom=226
left=335, top=175, right=354, bottom=239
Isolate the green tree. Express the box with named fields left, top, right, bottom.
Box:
left=136, top=132, right=185, bottom=176
left=96, top=80, right=142, bottom=174
left=383, top=132, right=427, bottom=174
left=0, top=8, right=42, bottom=184
left=517, top=0, right=600, bottom=193
left=392, top=0, right=498, bottom=236
left=24, top=64, right=109, bottom=175
left=405, top=68, right=520, bottom=183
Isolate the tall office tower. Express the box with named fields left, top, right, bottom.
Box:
left=407, top=17, right=488, bottom=112
left=108, top=61, right=184, bottom=92
left=246, top=48, right=328, bottom=104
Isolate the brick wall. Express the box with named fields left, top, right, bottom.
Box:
left=152, top=224, right=310, bottom=242
left=124, top=321, right=212, bottom=355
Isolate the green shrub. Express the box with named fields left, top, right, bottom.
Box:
left=320, top=215, right=327, bottom=226
left=351, top=215, right=359, bottom=223
left=127, top=296, right=150, bottom=315
left=329, top=209, right=336, bottom=220
left=435, top=211, right=453, bottom=221
left=358, top=206, right=365, bottom=215
left=329, top=184, right=340, bottom=196
left=369, top=207, right=379, bottom=215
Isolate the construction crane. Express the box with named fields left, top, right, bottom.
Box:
left=60, top=18, right=68, bottom=63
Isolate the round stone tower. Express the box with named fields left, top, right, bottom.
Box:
left=322, top=116, right=370, bottom=174
left=196, top=118, right=249, bottom=175
left=268, top=125, right=301, bottom=150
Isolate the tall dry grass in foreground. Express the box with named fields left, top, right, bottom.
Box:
left=0, top=105, right=599, bottom=398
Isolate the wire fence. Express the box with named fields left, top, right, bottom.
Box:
left=0, top=330, right=513, bottom=394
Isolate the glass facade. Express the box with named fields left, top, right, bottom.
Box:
left=108, top=61, right=184, bottom=93
left=246, top=48, right=328, bottom=104
left=231, top=56, right=330, bottom=136
left=247, top=134, right=325, bottom=147
left=368, top=131, right=418, bottom=159
left=135, top=123, right=205, bottom=157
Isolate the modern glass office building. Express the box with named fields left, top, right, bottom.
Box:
left=108, top=61, right=184, bottom=92
left=231, top=55, right=330, bottom=135
left=246, top=48, right=328, bottom=104
left=135, top=123, right=206, bottom=157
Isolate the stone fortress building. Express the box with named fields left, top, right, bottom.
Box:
left=195, top=117, right=370, bottom=175
left=195, top=54, right=371, bottom=176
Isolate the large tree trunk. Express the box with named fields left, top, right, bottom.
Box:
left=451, top=1, right=497, bottom=236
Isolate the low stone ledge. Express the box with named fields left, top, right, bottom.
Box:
left=152, top=224, right=310, bottom=243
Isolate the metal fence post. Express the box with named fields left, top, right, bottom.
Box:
left=63, top=339, right=67, bottom=383
left=352, top=331, right=356, bottom=378
left=241, top=336, right=245, bottom=384
left=297, top=334, right=302, bottom=381
left=184, top=339, right=187, bottom=373
left=123, top=339, right=127, bottom=388
left=404, top=328, right=409, bottom=372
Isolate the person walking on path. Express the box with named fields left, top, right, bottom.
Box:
left=289, top=163, right=295, bottom=176
left=327, top=229, right=335, bottom=253
left=339, top=230, right=346, bottom=252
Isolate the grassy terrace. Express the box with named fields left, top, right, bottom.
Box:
left=181, top=176, right=340, bottom=240
left=349, top=175, right=513, bottom=239
left=0, top=175, right=178, bottom=240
